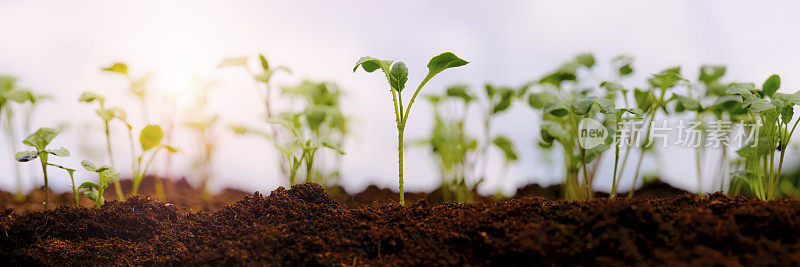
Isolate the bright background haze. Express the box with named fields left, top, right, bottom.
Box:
left=1, top=0, right=799, bottom=195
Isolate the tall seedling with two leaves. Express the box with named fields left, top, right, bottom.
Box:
left=14, top=127, right=70, bottom=209
left=354, top=52, right=469, bottom=205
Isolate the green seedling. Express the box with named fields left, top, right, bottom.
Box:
left=187, top=116, right=219, bottom=200
left=728, top=75, right=800, bottom=200
left=417, top=84, right=519, bottom=202
left=79, top=91, right=126, bottom=200
left=625, top=68, right=685, bottom=199
left=529, top=53, right=620, bottom=200
left=0, top=75, right=41, bottom=201
left=354, top=52, right=469, bottom=205
left=267, top=112, right=345, bottom=186
left=220, top=55, right=294, bottom=180
left=131, top=125, right=179, bottom=196
left=102, top=62, right=153, bottom=121
left=281, top=81, right=349, bottom=185
left=79, top=160, right=121, bottom=208
left=14, top=127, right=70, bottom=209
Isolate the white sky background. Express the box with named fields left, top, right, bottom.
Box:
left=1, top=0, right=799, bottom=195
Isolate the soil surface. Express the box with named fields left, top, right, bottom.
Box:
left=2, top=182, right=798, bottom=265
left=2, top=177, right=686, bottom=212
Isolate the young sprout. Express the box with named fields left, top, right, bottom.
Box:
left=529, top=53, right=616, bottom=200
left=354, top=52, right=469, bottom=205
left=79, top=160, right=121, bottom=208
left=728, top=75, right=800, bottom=200
left=267, top=112, right=345, bottom=186
left=0, top=75, right=40, bottom=201
left=102, top=62, right=152, bottom=121
left=220, top=55, right=293, bottom=181
left=626, top=68, right=685, bottom=199
left=14, top=127, right=70, bottom=209
left=281, top=81, right=349, bottom=185
left=131, top=125, right=179, bottom=196
left=79, top=91, right=126, bottom=200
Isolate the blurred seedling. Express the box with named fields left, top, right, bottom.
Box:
left=354, top=52, right=469, bottom=205
left=267, top=112, right=345, bottom=186
left=79, top=91, right=127, bottom=199
left=79, top=160, right=121, bottom=208
left=220, top=55, right=294, bottom=179
left=0, top=75, right=47, bottom=201
left=131, top=125, right=179, bottom=196
left=102, top=62, right=153, bottom=121
left=14, top=127, right=70, bottom=209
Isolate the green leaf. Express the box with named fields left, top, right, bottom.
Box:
left=699, top=65, right=726, bottom=85
left=726, top=83, right=756, bottom=96
left=140, top=125, right=164, bottom=151
left=45, top=147, right=70, bottom=157
left=322, top=140, right=345, bottom=154
left=493, top=89, right=514, bottom=114
left=672, top=94, right=701, bottom=111
left=528, top=92, right=558, bottom=109
left=574, top=53, right=595, bottom=68
left=259, top=55, right=270, bottom=71
left=542, top=122, right=570, bottom=142
left=650, top=68, right=685, bottom=88
left=218, top=56, right=248, bottom=68
left=163, top=144, right=180, bottom=153
left=81, top=160, right=99, bottom=172
left=615, top=108, right=644, bottom=118
left=774, top=92, right=800, bottom=105
left=100, top=169, right=121, bottom=184
left=353, top=56, right=392, bottom=74
left=744, top=97, right=775, bottom=113
left=78, top=182, right=98, bottom=189
left=762, top=74, right=781, bottom=97
left=23, top=127, right=59, bottom=151
left=570, top=97, right=615, bottom=115
left=492, top=135, right=518, bottom=161
left=544, top=103, right=570, bottom=118
left=78, top=92, right=106, bottom=103
left=15, top=150, right=38, bottom=162
left=95, top=108, right=115, bottom=121
left=780, top=104, right=794, bottom=124
left=619, top=64, right=633, bottom=76
left=424, top=52, right=469, bottom=81
left=102, top=62, right=128, bottom=75
left=389, top=62, right=409, bottom=93
left=446, top=84, right=473, bottom=103
left=600, top=81, right=624, bottom=92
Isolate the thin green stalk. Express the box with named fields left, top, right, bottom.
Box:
left=104, top=121, right=124, bottom=200
left=39, top=152, right=49, bottom=209
left=398, top=129, right=405, bottom=205
left=610, top=131, right=621, bottom=198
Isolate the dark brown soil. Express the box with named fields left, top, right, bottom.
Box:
left=2, top=182, right=798, bottom=265
left=0, top=176, right=250, bottom=213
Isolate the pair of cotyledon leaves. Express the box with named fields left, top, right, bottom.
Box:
left=218, top=55, right=292, bottom=83
left=15, top=127, right=69, bottom=162
left=352, top=52, right=469, bottom=94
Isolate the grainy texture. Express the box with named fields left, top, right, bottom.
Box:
left=1, top=182, right=798, bottom=266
